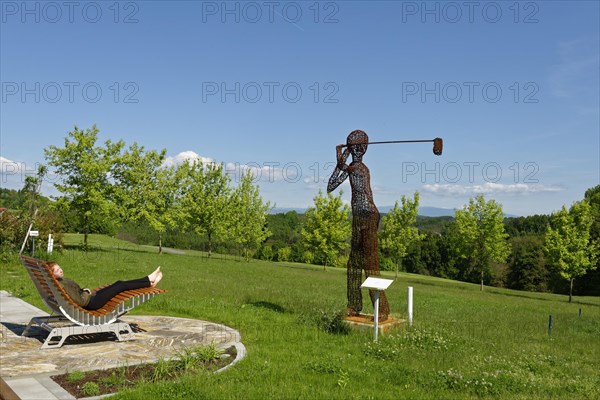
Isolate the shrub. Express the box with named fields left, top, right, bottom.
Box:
left=334, top=255, right=349, bottom=269
left=66, top=371, right=85, bottom=383
left=0, top=211, right=25, bottom=251
left=379, top=257, right=396, bottom=272
left=258, top=245, right=273, bottom=261
left=317, top=309, right=351, bottom=334
left=302, top=250, right=314, bottom=264
left=277, top=246, right=292, bottom=262
left=81, top=382, right=100, bottom=397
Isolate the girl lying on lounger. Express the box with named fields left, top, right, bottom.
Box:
left=48, top=262, right=163, bottom=310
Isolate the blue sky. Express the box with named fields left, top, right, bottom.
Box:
left=1, top=0, right=598, bottom=216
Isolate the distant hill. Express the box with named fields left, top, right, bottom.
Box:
left=270, top=207, right=307, bottom=215
left=271, top=206, right=457, bottom=217
left=420, top=206, right=456, bottom=217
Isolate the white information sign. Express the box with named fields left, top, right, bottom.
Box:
left=361, top=277, right=393, bottom=291
left=29, top=230, right=39, bottom=237
left=361, top=277, right=394, bottom=341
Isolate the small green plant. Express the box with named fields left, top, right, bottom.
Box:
left=317, top=309, right=351, bottom=334
left=193, top=343, right=221, bottom=363
left=337, top=370, right=350, bottom=388
left=178, top=347, right=200, bottom=372
left=99, top=367, right=130, bottom=388
left=303, top=360, right=344, bottom=375
left=152, top=357, right=175, bottom=382
left=66, top=371, right=85, bottom=383
left=81, top=382, right=100, bottom=397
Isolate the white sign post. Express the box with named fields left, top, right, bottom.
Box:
left=47, top=234, right=54, bottom=254
left=29, top=230, right=39, bottom=257
left=361, top=277, right=394, bottom=341
left=407, top=286, right=414, bottom=326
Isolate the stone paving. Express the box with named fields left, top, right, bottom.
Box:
left=0, top=291, right=246, bottom=399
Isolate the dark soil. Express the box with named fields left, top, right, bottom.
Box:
left=51, top=346, right=237, bottom=398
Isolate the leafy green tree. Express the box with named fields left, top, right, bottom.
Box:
left=266, top=211, right=303, bottom=245
left=580, top=185, right=600, bottom=295
left=277, top=246, right=292, bottom=262
left=584, top=185, right=600, bottom=241
left=302, top=250, right=315, bottom=264
left=175, top=160, right=232, bottom=257
left=20, top=165, right=47, bottom=217
left=0, top=167, right=65, bottom=258
left=0, top=211, right=23, bottom=259
left=455, top=195, right=511, bottom=291
left=504, top=215, right=551, bottom=237
left=229, top=172, right=272, bottom=261
left=544, top=200, right=598, bottom=302
left=301, top=190, right=351, bottom=270
left=264, top=211, right=305, bottom=262
left=379, top=191, right=425, bottom=279
left=112, top=143, right=177, bottom=253
left=0, top=188, right=23, bottom=209
left=507, top=236, right=548, bottom=292
left=44, top=125, right=124, bottom=247
left=259, top=244, right=274, bottom=261
left=17, top=165, right=47, bottom=254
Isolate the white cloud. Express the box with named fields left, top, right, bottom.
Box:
left=1, top=157, right=28, bottom=190
left=225, top=162, right=289, bottom=183
left=0, top=156, right=23, bottom=174
left=0, top=157, right=61, bottom=197
left=163, top=151, right=294, bottom=183
left=422, top=182, right=564, bottom=196
left=161, top=151, right=215, bottom=168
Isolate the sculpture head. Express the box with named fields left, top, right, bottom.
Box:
left=347, top=130, right=369, bottom=158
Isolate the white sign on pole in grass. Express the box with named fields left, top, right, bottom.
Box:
left=361, top=277, right=394, bottom=341
left=29, top=230, right=39, bottom=237
left=361, top=277, right=393, bottom=291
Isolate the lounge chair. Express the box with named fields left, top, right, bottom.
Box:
left=19, top=255, right=166, bottom=349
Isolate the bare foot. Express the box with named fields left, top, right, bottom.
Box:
left=151, top=271, right=163, bottom=287
left=148, top=267, right=161, bottom=286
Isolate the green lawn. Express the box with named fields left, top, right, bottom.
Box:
left=2, top=234, right=599, bottom=399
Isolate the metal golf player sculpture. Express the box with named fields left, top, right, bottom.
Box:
left=327, top=130, right=443, bottom=321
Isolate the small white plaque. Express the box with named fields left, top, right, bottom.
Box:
left=361, top=277, right=393, bottom=291
left=29, top=230, right=39, bottom=237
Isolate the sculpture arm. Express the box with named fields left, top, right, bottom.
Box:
left=327, top=166, right=348, bottom=193
left=327, top=145, right=349, bottom=193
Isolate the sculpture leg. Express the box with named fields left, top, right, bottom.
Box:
left=347, top=256, right=362, bottom=316
left=366, top=281, right=390, bottom=321
left=364, top=210, right=390, bottom=321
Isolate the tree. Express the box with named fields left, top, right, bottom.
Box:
left=175, top=160, right=232, bottom=257
left=544, top=200, right=598, bottom=302
left=584, top=185, right=600, bottom=240
left=301, top=190, right=351, bottom=270
left=455, top=195, right=511, bottom=291
left=18, top=165, right=47, bottom=254
left=277, top=246, right=292, bottom=262
left=229, top=171, right=272, bottom=261
left=112, top=143, right=177, bottom=253
left=507, top=236, right=548, bottom=292
left=579, top=185, right=600, bottom=295
left=379, top=191, right=425, bottom=279
left=44, top=125, right=124, bottom=247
